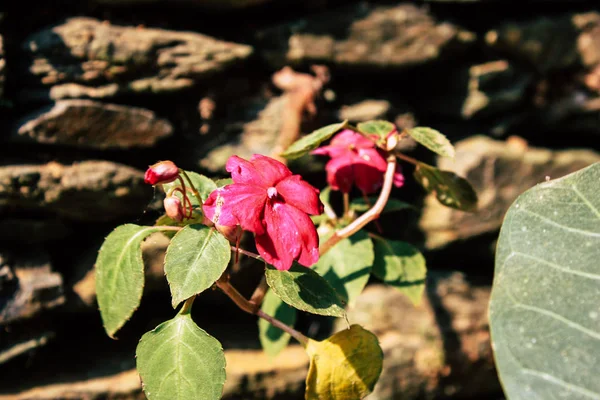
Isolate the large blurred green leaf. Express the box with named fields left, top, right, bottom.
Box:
left=305, top=325, right=383, bottom=400
left=414, top=162, right=477, bottom=211
left=265, top=264, right=346, bottom=317
left=259, top=289, right=297, bottom=357
left=350, top=197, right=415, bottom=214
left=164, top=225, right=230, bottom=308
left=281, top=121, right=347, bottom=160
left=313, top=229, right=373, bottom=306
left=490, top=163, right=600, bottom=400
left=96, top=224, right=161, bottom=338
left=371, top=237, right=426, bottom=306
left=136, top=313, right=226, bottom=400
left=356, top=120, right=395, bottom=147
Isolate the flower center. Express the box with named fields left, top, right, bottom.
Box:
left=267, top=186, right=278, bottom=199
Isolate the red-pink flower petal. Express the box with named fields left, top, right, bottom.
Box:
left=324, top=156, right=355, bottom=193
left=330, top=129, right=375, bottom=149
left=275, top=175, right=323, bottom=215
left=202, top=184, right=267, bottom=234
left=249, top=154, right=293, bottom=186
left=393, top=164, right=405, bottom=188
left=255, top=202, right=319, bottom=270
left=226, top=156, right=269, bottom=187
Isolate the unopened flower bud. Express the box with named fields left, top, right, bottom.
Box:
left=164, top=196, right=184, bottom=222
left=385, top=129, right=399, bottom=151
left=144, top=161, right=179, bottom=185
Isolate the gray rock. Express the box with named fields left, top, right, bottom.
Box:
left=0, top=161, right=151, bottom=221
left=419, top=136, right=600, bottom=249
left=420, top=60, right=532, bottom=119
left=0, top=218, right=71, bottom=244
left=260, top=3, right=475, bottom=69
left=21, top=17, right=253, bottom=101
left=486, top=12, right=600, bottom=74
left=93, top=0, right=273, bottom=7
left=338, top=99, right=391, bottom=122
left=0, top=251, right=64, bottom=325
left=16, top=100, right=173, bottom=149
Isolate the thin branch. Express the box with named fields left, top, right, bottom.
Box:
left=231, top=246, right=264, bottom=262
left=179, top=170, right=204, bottom=206
left=155, top=225, right=183, bottom=232
left=215, top=278, right=308, bottom=345
left=393, top=151, right=420, bottom=166
left=179, top=296, right=195, bottom=315
left=249, top=275, right=269, bottom=307
left=319, top=155, right=397, bottom=256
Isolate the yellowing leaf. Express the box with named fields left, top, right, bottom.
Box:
left=305, top=325, right=383, bottom=400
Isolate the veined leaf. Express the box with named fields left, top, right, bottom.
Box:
left=265, top=264, right=346, bottom=318
left=357, top=120, right=396, bottom=147
left=95, top=224, right=161, bottom=338
left=164, top=225, right=231, bottom=308
left=414, top=162, right=477, bottom=211
left=407, top=127, right=455, bottom=158
left=490, top=162, right=600, bottom=400
left=259, top=289, right=297, bottom=357
left=136, top=313, right=226, bottom=400
left=371, top=237, right=426, bottom=306
left=313, top=229, right=374, bottom=306
left=281, top=121, right=348, bottom=160
left=305, top=325, right=383, bottom=400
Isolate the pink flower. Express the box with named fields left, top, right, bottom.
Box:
left=203, top=155, right=324, bottom=271
left=312, top=129, right=404, bottom=194
left=144, top=161, right=179, bottom=185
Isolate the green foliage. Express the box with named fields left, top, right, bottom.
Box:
left=259, top=289, right=297, bottom=357
left=136, top=313, right=226, bottom=400
left=281, top=121, right=348, bottom=160
left=406, top=127, right=455, bottom=158
left=490, top=163, right=600, bottom=400
left=414, top=162, right=478, bottom=211
left=305, top=325, right=383, bottom=400
left=95, top=224, right=162, bottom=338
left=265, top=264, right=346, bottom=317
left=164, top=225, right=231, bottom=308
left=372, top=237, right=427, bottom=306
left=356, top=120, right=396, bottom=148
left=313, top=229, right=374, bottom=306
left=350, top=197, right=415, bottom=214
left=163, top=170, right=217, bottom=207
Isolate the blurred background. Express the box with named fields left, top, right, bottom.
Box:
left=1, top=0, right=599, bottom=399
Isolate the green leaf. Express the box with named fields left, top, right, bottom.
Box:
left=163, top=171, right=217, bottom=207
left=356, top=120, right=396, bottom=147
left=259, top=289, right=297, bottom=357
left=136, top=313, right=226, bottom=400
left=490, top=162, right=600, bottom=400
left=96, top=224, right=161, bottom=338
left=215, top=178, right=233, bottom=187
left=350, top=197, right=415, bottom=214
left=313, top=230, right=374, bottom=306
left=265, top=264, right=346, bottom=317
left=281, top=121, right=348, bottom=160
left=371, top=237, right=427, bottom=306
left=414, top=162, right=477, bottom=211
left=305, top=325, right=383, bottom=400
left=406, top=127, right=455, bottom=158
left=164, top=225, right=231, bottom=307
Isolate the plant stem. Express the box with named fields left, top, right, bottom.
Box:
left=343, top=192, right=350, bottom=217
left=155, top=226, right=183, bottom=232
left=215, top=278, right=308, bottom=345
left=319, top=154, right=397, bottom=255
left=179, top=296, right=195, bottom=315
left=394, top=151, right=420, bottom=166
left=230, top=246, right=264, bottom=262
left=249, top=276, right=269, bottom=307
left=179, top=170, right=204, bottom=206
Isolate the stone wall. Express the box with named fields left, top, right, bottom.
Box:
left=1, top=1, right=599, bottom=399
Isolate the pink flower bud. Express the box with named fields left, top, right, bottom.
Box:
left=144, top=161, right=179, bottom=185
left=164, top=196, right=184, bottom=222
